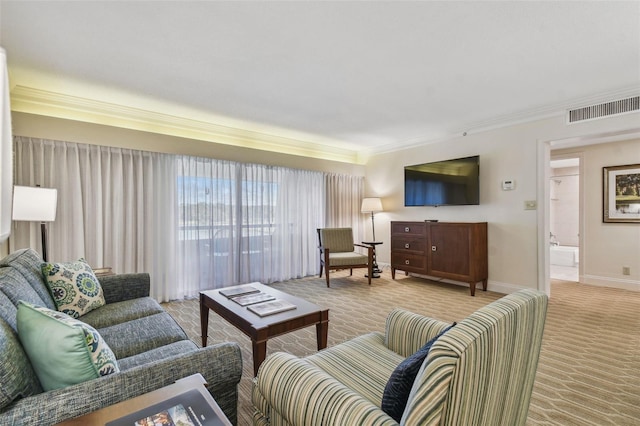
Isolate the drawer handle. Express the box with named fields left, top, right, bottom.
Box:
left=432, top=246, right=437, bottom=251
left=405, top=243, right=410, bottom=249
left=404, top=227, right=410, bottom=232
left=405, top=260, right=410, bottom=265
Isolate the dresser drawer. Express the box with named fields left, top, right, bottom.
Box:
left=391, top=221, right=426, bottom=237
left=391, top=237, right=427, bottom=253
left=391, top=253, right=427, bottom=272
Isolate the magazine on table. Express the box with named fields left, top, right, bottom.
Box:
left=247, top=299, right=297, bottom=317
left=106, top=388, right=227, bottom=426
left=218, top=284, right=259, bottom=298
left=231, top=292, right=276, bottom=306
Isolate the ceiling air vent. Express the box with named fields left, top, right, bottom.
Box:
left=568, top=96, right=640, bottom=123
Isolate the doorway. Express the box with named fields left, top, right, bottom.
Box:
left=549, top=156, right=580, bottom=282
left=538, top=128, right=640, bottom=295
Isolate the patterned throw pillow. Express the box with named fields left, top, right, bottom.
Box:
left=381, top=322, right=456, bottom=422
left=42, top=258, right=105, bottom=318
left=16, top=301, right=119, bottom=391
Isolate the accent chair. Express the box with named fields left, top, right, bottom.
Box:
left=252, top=289, right=548, bottom=425
left=317, top=227, right=374, bottom=287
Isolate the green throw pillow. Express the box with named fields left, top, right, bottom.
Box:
left=16, top=301, right=119, bottom=391
left=42, top=258, right=105, bottom=318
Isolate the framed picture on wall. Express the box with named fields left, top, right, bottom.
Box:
left=603, top=164, right=640, bottom=223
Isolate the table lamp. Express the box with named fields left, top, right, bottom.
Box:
left=12, top=185, right=58, bottom=262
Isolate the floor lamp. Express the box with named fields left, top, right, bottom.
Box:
left=361, top=197, right=383, bottom=241
left=12, top=185, right=58, bottom=262
left=361, top=197, right=383, bottom=277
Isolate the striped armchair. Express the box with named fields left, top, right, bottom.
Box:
left=252, top=289, right=548, bottom=425
left=317, top=227, right=374, bottom=287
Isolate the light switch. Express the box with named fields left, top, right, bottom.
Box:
left=502, top=180, right=515, bottom=190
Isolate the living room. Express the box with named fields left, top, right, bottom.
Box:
left=1, top=1, right=639, bottom=425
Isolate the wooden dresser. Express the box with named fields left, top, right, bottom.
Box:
left=391, top=221, right=488, bottom=296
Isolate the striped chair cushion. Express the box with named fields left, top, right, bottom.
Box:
left=320, top=228, right=356, bottom=253
left=328, top=252, right=369, bottom=267
left=254, top=352, right=398, bottom=426
left=385, top=308, right=452, bottom=357
left=306, top=332, right=404, bottom=406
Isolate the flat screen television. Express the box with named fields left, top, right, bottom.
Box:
left=404, top=155, right=480, bottom=206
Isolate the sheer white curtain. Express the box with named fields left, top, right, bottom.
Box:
left=12, top=137, right=178, bottom=301
left=271, top=167, right=325, bottom=281
left=325, top=173, right=365, bottom=241
left=13, top=137, right=358, bottom=301
left=10, top=136, right=336, bottom=301
left=175, top=156, right=324, bottom=293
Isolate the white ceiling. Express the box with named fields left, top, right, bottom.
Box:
left=1, top=1, right=639, bottom=160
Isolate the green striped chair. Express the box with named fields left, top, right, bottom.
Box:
left=252, top=289, right=548, bottom=425
left=317, top=228, right=374, bottom=287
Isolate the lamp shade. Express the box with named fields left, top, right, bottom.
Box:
left=12, top=186, right=58, bottom=222
left=361, top=197, right=383, bottom=213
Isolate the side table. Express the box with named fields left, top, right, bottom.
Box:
left=93, top=266, right=115, bottom=277
left=362, top=241, right=383, bottom=278
left=55, top=373, right=231, bottom=425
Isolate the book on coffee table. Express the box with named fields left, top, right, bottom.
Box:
left=219, top=284, right=260, bottom=298
left=231, top=292, right=276, bottom=306
left=247, top=299, right=297, bottom=317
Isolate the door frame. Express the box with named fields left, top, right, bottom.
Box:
left=537, top=128, right=640, bottom=295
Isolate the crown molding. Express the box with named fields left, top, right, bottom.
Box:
left=9, top=85, right=362, bottom=164
left=11, top=84, right=639, bottom=164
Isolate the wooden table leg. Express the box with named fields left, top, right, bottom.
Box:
left=252, top=339, right=267, bottom=377
left=469, top=282, right=476, bottom=297
left=316, top=310, right=329, bottom=350
left=200, top=294, right=209, bottom=347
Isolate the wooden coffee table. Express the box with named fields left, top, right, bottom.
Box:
left=200, top=282, right=329, bottom=376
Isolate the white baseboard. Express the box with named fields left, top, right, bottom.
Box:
left=379, top=264, right=640, bottom=294
left=581, top=274, right=640, bottom=292
left=485, top=280, right=529, bottom=295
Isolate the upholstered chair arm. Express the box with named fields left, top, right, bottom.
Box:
left=384, top=308, right=452, bottom=357
left=0, top=342, right=242, bottom=426
left=98, top=273, right=151, bottom=304
left=254, top=352, right=398, bottom=426
left=354, top=243, right=374, bottom=259
left=318, top=245, right=330, bottom=265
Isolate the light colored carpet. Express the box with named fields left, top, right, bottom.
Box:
left=162, top=270, right=640, bottom=426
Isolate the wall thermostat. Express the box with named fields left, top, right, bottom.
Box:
left=502, top=180, right=515, bottom=191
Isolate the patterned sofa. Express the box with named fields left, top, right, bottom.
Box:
left=0, top=248, right=243, bottom=425
left=253, top=289, right=548, bottom=425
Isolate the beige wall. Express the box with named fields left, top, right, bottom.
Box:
left=365, top=113, right=640, bottom=294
